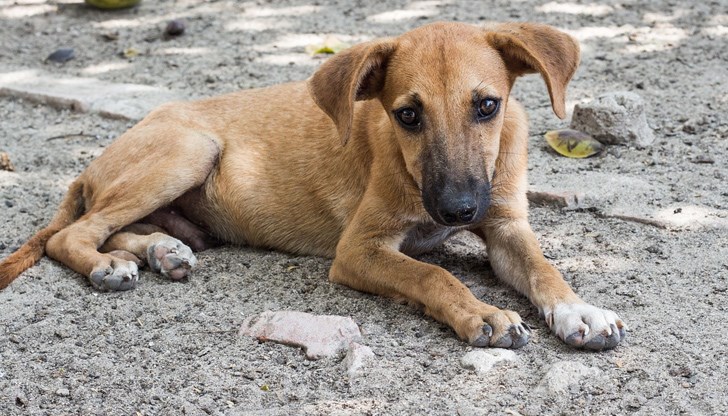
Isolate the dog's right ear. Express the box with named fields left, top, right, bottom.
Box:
left=308, top=39, right=397, bottom=146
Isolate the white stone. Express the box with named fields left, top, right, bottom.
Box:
left=529, top=174, right=728, bottom=231
left=527, top=190, right=589, bottom=210
left=240, top=310, right=363, bottom=360
left=537, top=360, right=601, bottom=394
left=460, top=349, right=516, bottom=374
left=343, top=342, right=375, bottom=377
left=0, top=67, right=182, bottom=121
left=570, top=91, right=654, bottom=147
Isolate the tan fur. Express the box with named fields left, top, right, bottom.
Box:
left=0, top=22, right=626, bottom=349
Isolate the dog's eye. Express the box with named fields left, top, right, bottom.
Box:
left=477, top=98, right=500, bottom=120
left=395, top=108, right=420, bottom=129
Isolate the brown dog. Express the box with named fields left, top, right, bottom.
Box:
left=0, top=22, right=626, bottom=350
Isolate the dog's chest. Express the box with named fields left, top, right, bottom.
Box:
left=399, top=222, right=465, bottom=256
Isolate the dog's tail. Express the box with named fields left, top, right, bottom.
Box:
left=0, top=181, right=84, bottom=290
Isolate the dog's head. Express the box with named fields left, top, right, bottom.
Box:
left=308, top=22, right=579, bottom=226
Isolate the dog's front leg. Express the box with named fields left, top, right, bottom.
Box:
left=477, top=211, right=627, bottom=350
left=331, top=212, right=530, bottom=348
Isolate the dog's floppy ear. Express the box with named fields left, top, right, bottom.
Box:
left=308, top=39, right=397, bottom=145
left=485, top=23, right=580, bottom=119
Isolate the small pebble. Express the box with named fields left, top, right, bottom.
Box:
left=46, top=48, right=75, bottom=63
left=164, top=20, right=186, bottom=39
left=55, top=388, right=70, bottom=397
left=101, top=31, right=119, bottom=41
left=15, top=393, right=28, bottom=406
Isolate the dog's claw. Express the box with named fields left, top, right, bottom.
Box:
left=470, top=320, right=530, bottom=349
left=472, top=324, right=493, bottom=347
left=491, top=324, right=530, bottom=349
left=509, top=324, right=530, bottom=349
left=483, top=324, right=493, bottom=337
left=584, top=334, right=607, bottom=350
left=472, top=335, right=490, bottom=347
left=603, top=324, right=621, bottom=350
left=564, top=331, right=584, bottom=347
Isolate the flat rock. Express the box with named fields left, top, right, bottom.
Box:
left=240, top=310, right=363, bottom=360
left=460, top=349, right=516, bottom=374
left=527, top=190, right=588, bottom=210
left=343, top=342, right=375, bottom=377
left=529, top=173, right=728, bottom=231
left=0, top=67, right=182, bottom=121
left=537, top=360, right=601, bottom=394
left=570, top=91, right=654, bottom=147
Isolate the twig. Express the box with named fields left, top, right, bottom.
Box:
left=598, top=212, right=668, bottom=229
left=180, top=329, right=238, bottom=335
left=46, top=133, right=99, bottom=141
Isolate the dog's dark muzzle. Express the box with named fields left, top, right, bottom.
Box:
left=423, top=181, right=491, bottom=227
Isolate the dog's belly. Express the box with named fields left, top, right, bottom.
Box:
left=198, top=185, right=347, bottom=258
left=400, top=222, right=465, bottom=256
left=189, top=152, right=357, bottom=258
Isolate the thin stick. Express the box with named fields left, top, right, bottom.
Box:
left=46, top=133, right=99, bottom=141
left=180, top=329, right=238, bottom=335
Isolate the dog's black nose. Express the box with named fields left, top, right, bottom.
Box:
left=439, top=202, right=477, bottom=225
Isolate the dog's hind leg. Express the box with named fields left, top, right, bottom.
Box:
left=101, top=223, right=197, bottom=281
left=45, top=126, right=220, bottom=291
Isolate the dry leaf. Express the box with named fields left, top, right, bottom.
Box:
left=545, top=129, right=604, bottom=158
left=122, top=47, right=140, bottom=59
left=305, top=35, right=350, bottom=56
left=0, top=152, right=14, bottom=172
left=85, top=0, right=141, bottom=9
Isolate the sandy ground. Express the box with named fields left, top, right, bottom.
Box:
left=1, top=0, right=727, bottom=415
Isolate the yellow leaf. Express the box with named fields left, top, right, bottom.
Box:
left=122, top=47, right=139, bottom=59
left=544, top=129, right=604, bottom=158
left=86, top=0, right=141, bottom=9
left=305, top=35, right=350, bottom=56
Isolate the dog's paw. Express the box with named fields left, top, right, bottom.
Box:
left=545, top=303, right=627, bottom=351
left=147, top=237, right=197, bottom=280
left=469, top=309, right=531, bottom=349
left=90, top=258, right=139, bottom=291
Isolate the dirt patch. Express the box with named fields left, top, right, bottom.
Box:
left=1, top=1, right=727, bottom=414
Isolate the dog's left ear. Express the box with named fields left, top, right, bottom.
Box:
left=485, top=23, right=580, bottom=119
left=308, top=39, right=397, bottom=145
